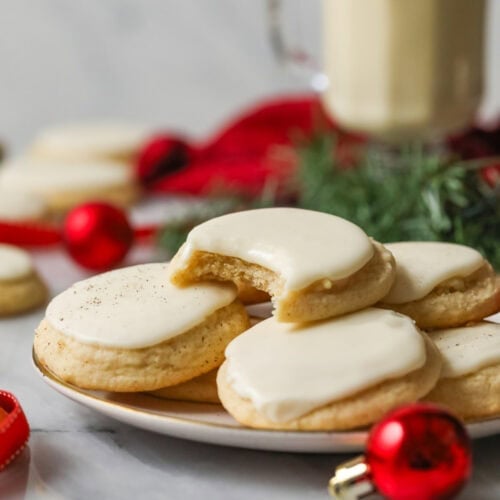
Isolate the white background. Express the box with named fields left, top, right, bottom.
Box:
left=0, top=0, right=498, bottom=151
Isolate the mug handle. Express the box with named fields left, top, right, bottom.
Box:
left=266, top=0, right=329, bottom=92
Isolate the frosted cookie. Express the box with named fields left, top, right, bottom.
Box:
left=30, top=122, right=151, bottom=163
left=379, top=242, right=499, bottom=329
left=0, top=244, right=48, bottom=316
left=217, top=308, right=441, bottom=431
left=34, top=263, right=249, bottom=392
left=169, top=208, right=396, bottom=322
left=147, top=301, right=272, bottom=404
left=149, top=369, right=220, bottom=404
left=0, top=158, right=139, bottom=214
left=0, top=191, right=47, bottom=222
left=424, top=322, right=500, bottom=421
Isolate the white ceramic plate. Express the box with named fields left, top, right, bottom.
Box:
left=33, top=352, right=500, bottom=454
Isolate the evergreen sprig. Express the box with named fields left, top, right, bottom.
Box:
left=298, top=134, right=500, bottom=269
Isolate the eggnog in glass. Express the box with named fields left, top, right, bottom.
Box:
left=322, top=0, right=486, bottom=141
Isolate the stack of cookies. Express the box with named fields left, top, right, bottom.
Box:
left=0, top=122, right=150, bottom=216
left=34, top=208, right=500, bottom=430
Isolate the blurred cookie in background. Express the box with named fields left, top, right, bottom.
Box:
left=0, top=243, right=48, bottom=316
left=29, top=121, right=152, bottom=165
left=0, top=158, right=140, bottom=216
left=0, top=190, right=48, bottom=222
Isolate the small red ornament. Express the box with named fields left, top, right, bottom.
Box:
left=136, top=134, right=192, bottom=187
left=481, top=163, right=500, bottom=188
left=63, top=202, right=134, bottom=271
left=329, top=403, right=471, bottom=500
left=0, top=391, right=30, bottom=472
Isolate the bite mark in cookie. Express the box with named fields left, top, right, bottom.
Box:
left=169, top=208, right=395, bottom=322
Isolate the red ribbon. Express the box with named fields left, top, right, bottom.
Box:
left=0, top=221, right=158, bottom=247
left=0, top=222, right=60, bottom=247
left=145, top=94, right=364, bottom=197
left=0, top=391, right=30, bottom=472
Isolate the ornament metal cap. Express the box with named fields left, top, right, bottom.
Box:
left=327, top=404, right=472, bottom=500
left=328, top=456, right=374, bottom=499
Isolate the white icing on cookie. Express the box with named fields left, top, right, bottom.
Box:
left=0, top=191, right=46, bottom=221
left=46, top=263, right=237, bottom=349
left=0, top=158, right=133, bottom=195
left=430, top=322, right=500, bottom=378
left=0, top=244, right=33, bottom=280
left=177, top=208, right=374, bottom=291
left=382, top=242, right=484, bottom=304
left=31, top=122, right=152, bottom=160
left=225, top=308, right=426, bottom=422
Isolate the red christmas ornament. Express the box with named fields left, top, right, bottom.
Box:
left=367, top=404, right=471, bottom=499
left=329, top=403, right=471, bottom=500
left=0, top=391, right=30, bottom=472
left=136, top=134, right=192, bottom=187
left=481, top=162, right=500, bottom=188
left=63, top=202, right=134, bottom=271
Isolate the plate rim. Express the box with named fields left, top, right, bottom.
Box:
left=34, top=349, right=361, bottom=433
left=32, top=349, right=500, bottom=453
left=32, top=349, right=371, bottom=452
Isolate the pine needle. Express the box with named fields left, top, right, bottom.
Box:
left=298, top=134, right=500, bottom=269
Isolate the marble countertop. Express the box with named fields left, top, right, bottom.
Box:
left=0, top=233, right=499, bottom=500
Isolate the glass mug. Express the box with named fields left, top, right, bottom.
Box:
left=268, top=0, right=486, bottom=141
